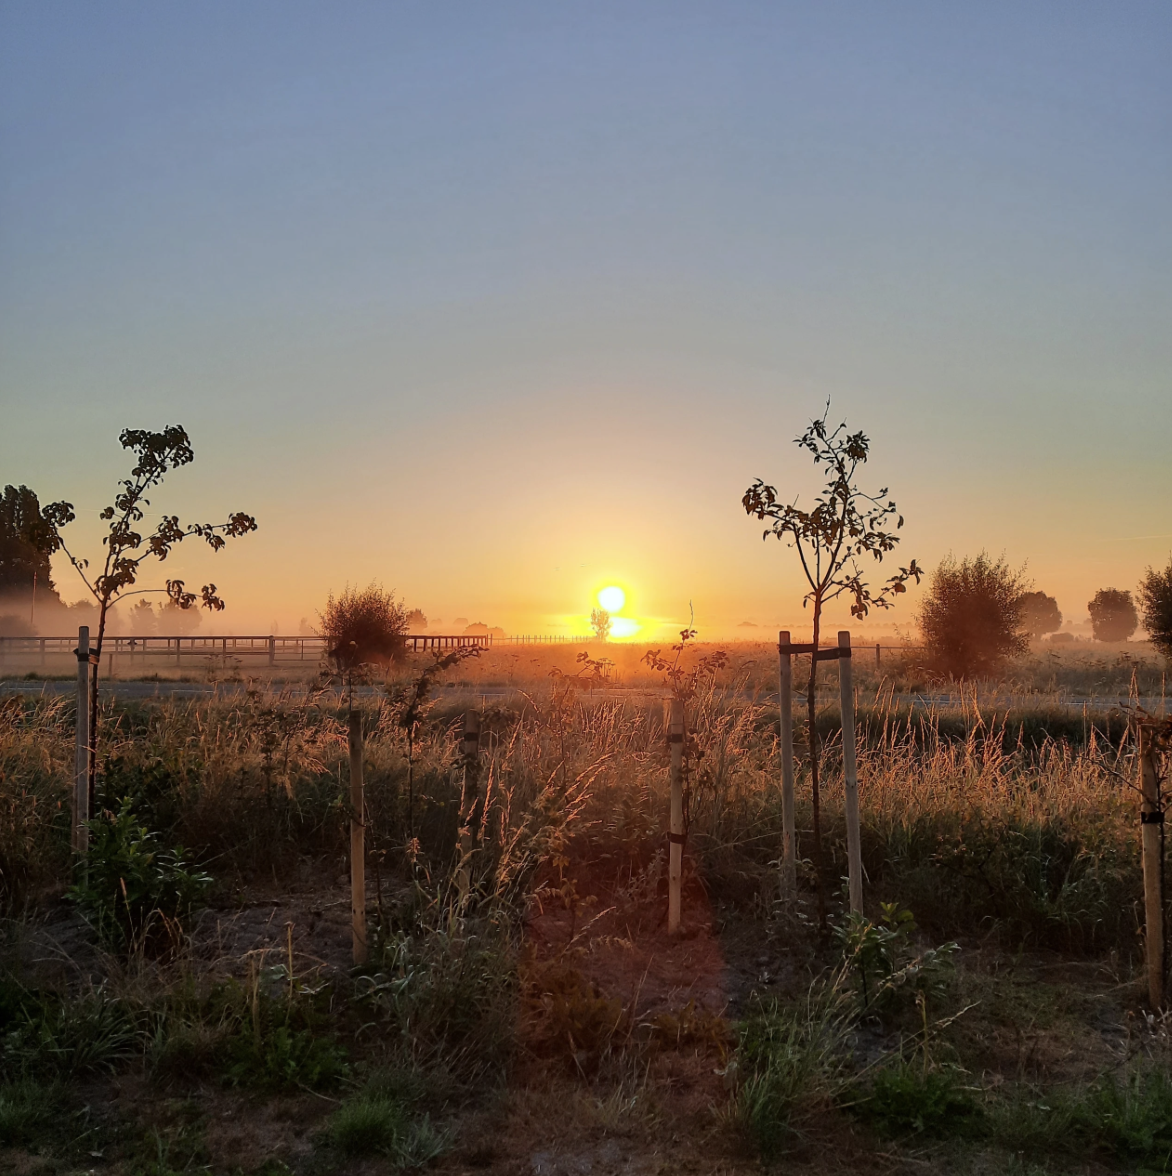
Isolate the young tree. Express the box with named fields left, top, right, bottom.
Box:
left=590, top=607, right=612, bottom=642
left=1018, top=590, right=1062, bottom=639
left=1088, top=588, right=1139, bottom=642
left=1138, top=562, right=1172, bottom=657
left=742, top=405, right=920, bottom=867
left=919, top=553, right=1029, bottom=678
left=41, top=426, right=257, bottom=797
left=319, top=583, right=409, bottom=676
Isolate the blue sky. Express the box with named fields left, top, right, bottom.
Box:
left=2, top=1, right=1169, bottom=636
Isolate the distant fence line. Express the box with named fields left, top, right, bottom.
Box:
left=0, top=633, right=492, bottom=668
left=0, top=632, right=924, bottom=671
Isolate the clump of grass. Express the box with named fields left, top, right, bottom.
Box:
left=0, top=1077, right=67, bottom=1148
left=850, top=1060, right=979, bottom=1138
left=732, top=974, right=857, bottom=1159
left=327, top=1086, right=449, bottom=1168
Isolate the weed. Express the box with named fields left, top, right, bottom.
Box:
left=851, top=1060, right=979, bottom=1138
left=0, top=1077, right=66, bottom=1148
left=4, top=984, right=144, bottom=1078
left=1076, top=1066, right=1172, bottom=1166
left=328, top=1089, right=450, bottom=1168
left=68, top=797, right=212, bottom=953
left=732, top=973, right=857, bottom=1159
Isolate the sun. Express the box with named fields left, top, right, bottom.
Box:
left=597, top=585, right=625, bottom=612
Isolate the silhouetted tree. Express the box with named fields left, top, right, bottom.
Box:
left=1088, top=588, right=1138, bottom=643
left=0, top=484, right=61, bottom=605
left=320, top=583, right=409, bottom=674
left=1139, top=560, right=1172, bottom=658
left=743, top=404, right=920, bottom=875
left=590, top=608, right=612, bottom=641
left=405, top=608, right=427, bottom=631
left=42, top=426, right=257, bottom=798
left=1018, top=590, right=1062, bottom=639
left=919, top=553, right=1029, bottom=678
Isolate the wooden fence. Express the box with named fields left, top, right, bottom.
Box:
left=0, top=633, right=492, bottom=668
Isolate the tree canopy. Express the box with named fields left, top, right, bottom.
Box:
left=1087, top=589, right=1138, bottom=643
left=919, top=553, right=1029, bottom=679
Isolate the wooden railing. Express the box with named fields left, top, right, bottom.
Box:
left=0, top=633, right=492, bottom=667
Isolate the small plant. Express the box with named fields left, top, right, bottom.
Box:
left=854, top=1060, right=978, bottom=1138
left=733, top=976, right=857, bottom=1159
left=832, top=902, right=957, bottom=1014
left=328, top=1088, right=448, bottom=1167
left=3, top=985, right=144, bottom=1078
left=67, top=798, right=212, bottom=953
left=0, top=1078, right=66, bottom=1147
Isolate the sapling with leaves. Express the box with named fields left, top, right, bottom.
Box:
left=643, top=619, right=729, bottom=839
left=742, top=404, right=920, bottom=879
left=41, top=426, right=257, bottom=801
left=387, top=646, right=481, bottom=838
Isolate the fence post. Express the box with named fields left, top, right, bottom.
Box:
left=778, top=631, right=796, bottom=893
left=348, top=709, right=367, bottom=966
left=875, top=643, right=881, bottom=669
left=268, top=635, right=276, bottom=667
left=838, top=632, right=863, bottom=915
left=1140, top=723, right=1164, bottom=1008
left=73, top=626, right=90, bottom=856
left=668, top=697, right=684, bottom=935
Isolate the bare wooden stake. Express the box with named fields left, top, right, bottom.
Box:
left=348, top=709, right=367, bottom=966
left=778, top=631, right=796, bottom=893
left=838, top=632, right=863, bottom=915
left=73, top=626, right=90, bottom=856
left=668, top=697, right=684, bottom=935
left=1140, top=723, right=1164, bottom=1008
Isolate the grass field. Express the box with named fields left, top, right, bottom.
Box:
left=1, top=642, right=1169, bottom=1174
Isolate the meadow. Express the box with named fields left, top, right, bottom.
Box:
left=1, top=641, right=1170, bottom=1175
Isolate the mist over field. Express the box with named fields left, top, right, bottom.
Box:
left=2, top=3, right=1171, bottom=1173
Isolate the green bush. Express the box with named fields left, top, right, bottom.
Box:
left=68, top=798, right=212, bottom=952
left=328, top=1089, right=448, bottom=1167
left=854, top=1061, right=978, bottom=1137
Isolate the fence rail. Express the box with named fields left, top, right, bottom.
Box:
left=0, top=633, right=492, bottom=667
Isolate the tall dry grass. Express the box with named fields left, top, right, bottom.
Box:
left=0, top=673, right=1149, bottom=955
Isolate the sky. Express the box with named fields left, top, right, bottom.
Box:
left=2, top=1, right=1169, bottom=640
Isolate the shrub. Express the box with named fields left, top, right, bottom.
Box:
left=67, top=798, right=212, bottom=953
left=854, top=1061, right=978, bottom=1138
left=320, top=583, right=409, bottom=672
left=1018, top=590, right=1062, bottom=639
left=1087, top=588, right=1138, bottom=642
left=918, top=553, right=1029, bottom=678
left=1139, top=559, right=1172, bottom=658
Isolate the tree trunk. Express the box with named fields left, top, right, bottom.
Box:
left=88, top=600, right=109, bottom=815
left=807, top=599, right=826, bottom=926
